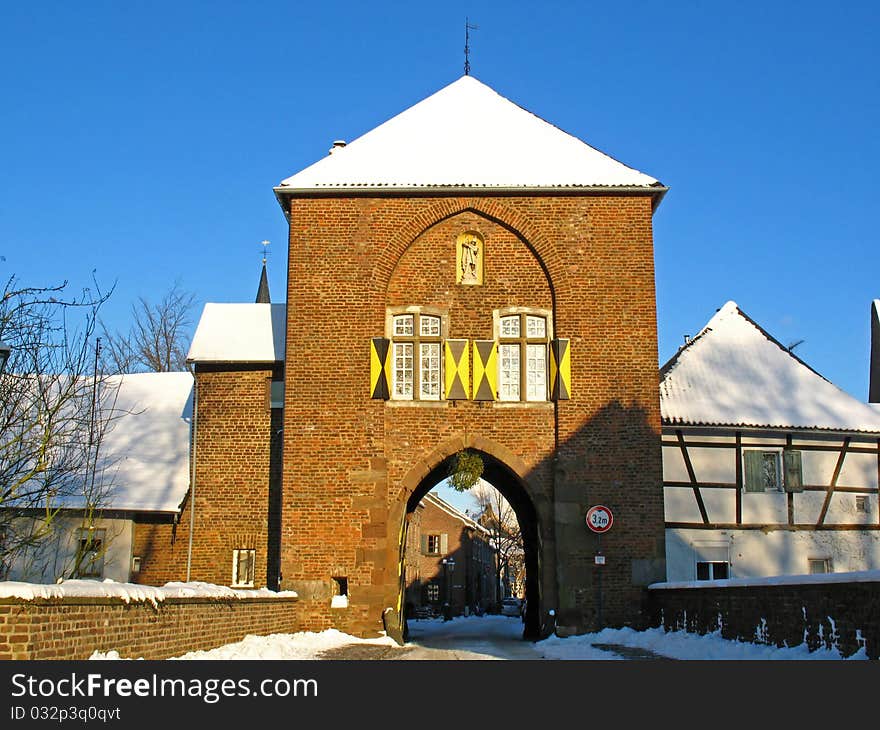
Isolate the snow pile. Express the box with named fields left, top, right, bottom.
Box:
left=87, top=615, right=872, bottom=661
left=91, top=629, right=398, bottom=661
left=538, top=626, right=869, bottom=661
left=0, top=579, right=297, bottom=607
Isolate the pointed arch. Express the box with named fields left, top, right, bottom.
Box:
left=371, top=198, right=565, bottom=308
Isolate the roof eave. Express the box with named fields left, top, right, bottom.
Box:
left=661, top=420, right=880, bottom=437
left=274, top=184, right=668, bottom=220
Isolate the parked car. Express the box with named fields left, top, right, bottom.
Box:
left=500, top=597, right=522, bottom=617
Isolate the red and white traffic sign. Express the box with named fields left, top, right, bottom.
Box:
left=585, top=505, right=613, bottom=533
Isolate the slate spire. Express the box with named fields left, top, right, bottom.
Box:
left=255, top=240, right=271, bottom=304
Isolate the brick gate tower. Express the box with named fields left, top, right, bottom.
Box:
left=273, top=76, right=668, bottom=639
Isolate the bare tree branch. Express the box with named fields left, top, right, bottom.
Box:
left=101, top=282, right=195, bottom=373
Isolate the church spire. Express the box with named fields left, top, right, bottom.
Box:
left=255, top=240, right=271, bottom=303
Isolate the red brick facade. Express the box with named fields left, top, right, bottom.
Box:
left=404, top=496, right=495, bottom=616
left=131, top=365, right=283, bottom=591
left=0, top=595, right=297, bottom=660
left=280, top=194, right=665, bottom=638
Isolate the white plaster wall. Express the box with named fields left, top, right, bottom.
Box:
left=663, top=487, right=703, bottom=523
left=661, top=445, right=689, bottom=482
left=5, top=517, right=133, bottom=583
left=688, top=446, right=735, bottom=484
left=837, top=450, right=879, bottom=490
left=701, top=488, right=736, bottom=524
left=666, top=527, right=880, bottom=581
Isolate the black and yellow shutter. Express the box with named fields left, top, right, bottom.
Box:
left=550, top=338, right=571, bottom=400
left=445, top=339, right=470, bottom=400
left=472, top=340, right=498, bottom=401
left=370, top=337, right=391, bottom=400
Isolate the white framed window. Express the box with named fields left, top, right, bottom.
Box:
left=696, top=561, right=729, bottom=580
left=423, top=533, right=447, bottom=556
left=496, top=311, right=549, bottom=402
left=393, top=314, right=414, bottom=337
left=808, top=557, right=832, bottom=575
left=232, top=548, right=256, bottom=587
left=393, top=342, right=414, bottom=399
left=420, top=342, right=441, bottom=400
left=498, top=344, right=521, bottom=401
left=427, top=583, right=440, bottom=602
left=74, top=528, right=106, bottom=579
left=526, top=343, right=547, bottom=401
left=390, top=311, right=442, bottom=401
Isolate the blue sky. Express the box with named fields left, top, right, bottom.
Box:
left=2, top=1, right=878, bottom=409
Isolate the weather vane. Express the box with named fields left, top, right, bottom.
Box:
left=260, top=239, right=270, bottom=265
left=464, top=18, right=478, bottom=76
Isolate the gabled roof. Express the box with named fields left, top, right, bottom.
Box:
left=275, top=75, right=665, bottom=201
left=96, top=372, right=193, bottom=512
left=187, top=303, right=286, bottom=363
left=870, top=299, right=880, bottom=403
left=660, top=301, right=880, bottom=433
left=424, top=492, right=490, bottom=536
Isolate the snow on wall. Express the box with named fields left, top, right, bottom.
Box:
left=0, top=579, right=297, bottom=608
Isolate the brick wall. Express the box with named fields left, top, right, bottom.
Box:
left=0, top=596, right=298, bottom=660
left=649, top=580, right=880, bottom=658
left=282, top=194, right=665, bottom=636
left=132, top=364, right=282, bottom=590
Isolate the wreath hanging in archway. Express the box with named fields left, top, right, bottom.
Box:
left=448, top=449, right=484, bottom=492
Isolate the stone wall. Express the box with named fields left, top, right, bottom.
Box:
left=0, top=595, right=298, bottom=660
left=648, top=578, right=880, bottom=659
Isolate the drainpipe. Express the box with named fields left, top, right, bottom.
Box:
left=185, top=364, right=198, bottom=582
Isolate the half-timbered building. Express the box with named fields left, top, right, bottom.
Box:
left=661, top=301, right=880, bottom=581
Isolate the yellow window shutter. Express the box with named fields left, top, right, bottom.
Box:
left=444, top=339, right=470, bottom=400
left=370, top=337, right=391, bottom=400
left=550, top=338, right=571, bottom=400
left=472, top=340, right=498, bottom=401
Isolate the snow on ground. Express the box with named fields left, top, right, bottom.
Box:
left=90, top=614, right=870, bottom=660
left=90, top=629, right=398, bottom=661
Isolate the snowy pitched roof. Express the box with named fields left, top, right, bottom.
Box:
left=659, top=301, right=880, bottom=433
left=424, top=492, right=489, bottom=536
left=275, top=75, right=665, bottom=199
left=187, top=303, right=286, bottom=363
left=97, top=372, right=193, bottom=512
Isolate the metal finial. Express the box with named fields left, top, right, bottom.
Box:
left=260, top=239, right=270, bottom=265
left=465, top=18, right=478, bottom=75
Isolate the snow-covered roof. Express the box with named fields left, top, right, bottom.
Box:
left=659, top=301, right=880, bottom=433
left=96, top=372, right=193, bottom=512
left=424, top=492, right=489, bottom=536
left=275, top=75, right=664, bottom=197
left=187, top=303, right=286, bottom=363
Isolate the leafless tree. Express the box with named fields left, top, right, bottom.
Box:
left=468, top=480, right=525, bottom=604
left=0, top=275, right=121, bottom=579
left=101, top=282, right=195, bottom=373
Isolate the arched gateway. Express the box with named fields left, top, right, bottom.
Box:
left=273, top=75, right=668, bottom=640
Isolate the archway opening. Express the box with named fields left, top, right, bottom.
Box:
left=403, top=450, right=541, bottom=640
